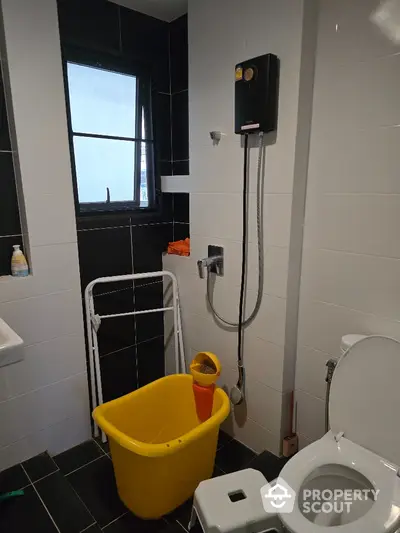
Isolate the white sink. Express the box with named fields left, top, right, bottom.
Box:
left=0, top=318, right=24, bottom=367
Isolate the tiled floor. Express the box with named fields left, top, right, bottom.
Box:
left=0, top=432, right=288, bottom=533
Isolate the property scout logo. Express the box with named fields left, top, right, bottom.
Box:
left=260, top=477, right=379, bottom=515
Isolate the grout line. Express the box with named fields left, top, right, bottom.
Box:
left=67, top=473, right=98, bottom=529
left=32, top=468, right=60, bottom=485
left=21, top=464, right=61, bottom=533
left=92, top=437, right=107, bottom=456
left=79, top=523, right=97, bottom=533
left=102, top=511, right=128, bottom=530
left=65, top=455, right=105, bottom=478
left=176, top=519, right=189, bottom=532
left=77, top=225, right=131, bottom=232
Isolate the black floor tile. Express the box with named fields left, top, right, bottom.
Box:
left=212, top=466, right=225, bottom=477
left=22, top=452, right=58, bottom=482
left=247, top=450, right=288, bottom=482
left=217, top=430, right=233, bottom=450
left=82, top=525, right=102, bottom=533
left=67, top=456, right=126, bottom=528
left=94, top=437, right=110, bottom=454
left=54, top=440, right=104, bottom=475
left=215, top=439, right=256, bottom=474
left=0, top=464, right=29, bottom=493
left=167, top=498, right=192, bottom=529
left=0, top=484, right=58, bottom=533
left=103, top=513, right=172, bottom=533
left=35, top=471, right=94, bottom=533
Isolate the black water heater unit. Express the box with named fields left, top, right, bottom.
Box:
left=234, top=53, right=279, bottom=135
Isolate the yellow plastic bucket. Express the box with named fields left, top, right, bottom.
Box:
left=92, top=374, right=230, bottom=519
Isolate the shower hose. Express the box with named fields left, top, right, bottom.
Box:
left=206, top=131, right=265, bottom=401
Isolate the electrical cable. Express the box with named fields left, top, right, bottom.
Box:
left=205, top=131, right=264, bottom=404
left=206, top=131, right=265, bottom=328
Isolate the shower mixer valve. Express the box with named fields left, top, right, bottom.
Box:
left=197, top=245, right=224, bottom=278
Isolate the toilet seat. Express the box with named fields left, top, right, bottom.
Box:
left=279, top=433, right=400, bottom=533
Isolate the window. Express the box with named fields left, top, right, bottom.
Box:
left=64, top=56, right=155, bottom=214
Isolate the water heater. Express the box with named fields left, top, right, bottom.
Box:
left=234, top=53, right=279, bottom=134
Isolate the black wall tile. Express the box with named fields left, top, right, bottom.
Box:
left=35, top=471, right=94, bottom=533
left=173, top=193, right=189, bottom=223
left=134, top=282, right=164, bottom=344
left=100, top=345, right=137, bottom=402
left=161, top=193, right=174, bottom=222
left=131, top=224, right=173, bottom=285
left=172, top=90, right=189, bottom=161
left=173, top=223, right=190, bottom=242
left=120, top=7, right=170, bottom=93
left=160, top=160, right=172, bottom=176
left=95, top=288, right=135, bottom=356
left=0, top=235, right=23, bottom=276
left=77, top=215, right=130, bottom=231
left=57, top=0, right=121, bottom=55
left=0, top=153, right=21, bottom=237
left=170, top=15, right=188, bottom=94
left=154, top=92, right=172, bottom=162
left=77, top=227, right=132, bottom=295
left=0, top=75, right=11, bottom=151
left=137, top=335, right=164, bottom=387
left=172, top=160, right=189, bottom=175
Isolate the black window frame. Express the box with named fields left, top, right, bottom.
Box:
left=61, top=46, right=160, bottom=217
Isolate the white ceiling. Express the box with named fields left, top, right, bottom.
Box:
left=110, top=0, right=187, bottom=22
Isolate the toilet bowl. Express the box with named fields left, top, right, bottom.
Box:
left=279, top=335, right=400, bottom=533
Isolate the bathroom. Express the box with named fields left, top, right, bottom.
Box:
left=1, top=0, right=400, bottom=531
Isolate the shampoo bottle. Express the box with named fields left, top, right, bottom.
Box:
left=11, top=245, right=29, bottom=277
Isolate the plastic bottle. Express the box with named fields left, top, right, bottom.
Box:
left=11, top=245, right=29, bottom=277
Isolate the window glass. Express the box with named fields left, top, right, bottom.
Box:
left=73, top=136, right=135, bottom=203
left=67, top=63, right=137, bottom=138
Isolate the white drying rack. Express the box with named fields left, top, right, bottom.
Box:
left=84, top=270, right=185, bottom=439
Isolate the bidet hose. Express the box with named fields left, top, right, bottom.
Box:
left=206, top=131, right=265, bottom=328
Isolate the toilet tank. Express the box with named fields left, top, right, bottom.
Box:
left=340, top=334, right=367, bottom=355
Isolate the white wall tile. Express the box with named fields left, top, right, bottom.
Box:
left=190, top=193, right=242, bottom=241
left=298, top=299, right=400, bottom=357
left=0, top=289, right=84, bottom=347
left=302, top=248, right=400, bottom=319
left=4, top=335, right=86, bottom=399
left=221, top=409, right=281, bottom=455
left=249, top=194, right=293, bottom=247
left=0, top=0, right=89, bottom=469
left=304, top=194, right=400, bottom=258
left=295, top=346, right=331, bottom=400
left=312, top=53, right=400, bottom=131
left=245, top=378, right=284, bottom=434
left=0, top=371, right=89, bottom=448
left=184, top=0, right=309, bottom=455
left=307, top=126, right=400, bottom=195
left=317, top=0, right=400, bottom=64
left=0, top=412, right=91, bottom=472
left=295, top=390, right=325, bottom=442
left=0, top=243, right=81, bottom=304
left=246, top=293, right=286, bottom=347
left=243, top=335, right=285, bottom=392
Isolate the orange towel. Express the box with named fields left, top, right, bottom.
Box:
left=167, top=237, right=190, bottom=257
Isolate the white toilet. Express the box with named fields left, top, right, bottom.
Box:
left=279, top=335, right=400, bottom=533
